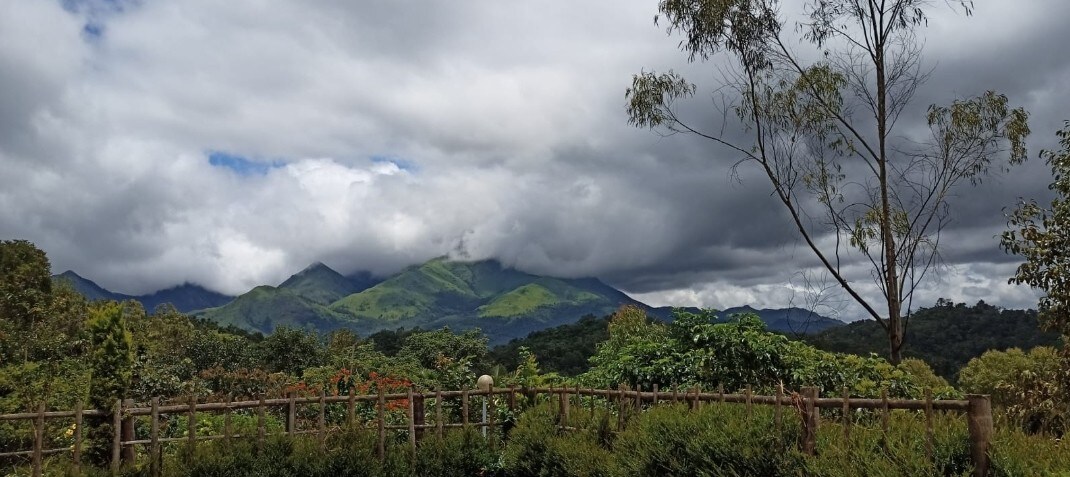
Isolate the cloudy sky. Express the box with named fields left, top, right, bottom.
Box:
left=2, top=0, right=1067, bottom=320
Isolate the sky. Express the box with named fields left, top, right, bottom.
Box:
left=2, top=0, right=1068, bottom=321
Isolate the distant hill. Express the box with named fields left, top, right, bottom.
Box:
left=136, top=283, right=234, bottom=313
left=805, top=300, right=1061, bottom=382
left=647, top=304, right=843, bottom=335
left=53, top=271, right=232, bottom=313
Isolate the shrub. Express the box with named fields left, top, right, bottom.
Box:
left=614, top=403, right=800, bottom=477
left=959, top=346, right=1066, bottom=433
left=989, top=427, right=1070, bottom=477
left=501, top=403, right=616, bottom=477
left=803, top=411, right=972, bottom=477
left=414, top=427, right=498, bottom=477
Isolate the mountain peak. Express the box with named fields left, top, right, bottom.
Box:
left=278, top=262, right=370, bottom=305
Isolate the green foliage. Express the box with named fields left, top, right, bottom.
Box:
left=584, top=306, right=680, bottom=389
left=958, top=346, right=1066, bottom=434
left=614, top=403, right=799, bottom=477
left=989, top=427, right=1070, bottom=477
left=478, top=283, right=561, bottom=317
left=413, top=427, right=500, bottom=477
left=397, top=327, right=489, bottom=389
left=1003, top=120, right=1070, bottom=333
left=803, top=411, right=973, bottom=477
left=154, top=427, right=495, bottom=477
left=490, top=314, right=610, bottom=376
left=0, top=239, right=53, bottom=331
left=85, top=301, right=134, bottom=465
left=584, top=306, right=951, bottom=399
left=253, top=326, right=328, bottom=376
left=501, top=403, right=616, bottom=477
left=806, top=300, right=1060, bottom=381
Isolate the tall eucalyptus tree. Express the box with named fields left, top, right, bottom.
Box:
left=627, top=0, right=1030, bottom=363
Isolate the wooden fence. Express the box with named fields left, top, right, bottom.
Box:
left=0, top=384, right=993, bottom=477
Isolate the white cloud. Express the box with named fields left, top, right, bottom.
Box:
left=0, top=0, right=1064, bottom=315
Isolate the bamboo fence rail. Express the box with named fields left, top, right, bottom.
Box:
left=0, top=384, right=992, bottom=477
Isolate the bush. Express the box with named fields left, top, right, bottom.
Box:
left=803, top=411, right=972, bottom=477
left=501, top=403, right=616, bottom=477
left=989, top=427, right=1070, bottom=477
left=614, top=403, right=800, bottom=477
left=958, top=346, right=1066, bottom=433
left=414, top=427, right=499, bottom=477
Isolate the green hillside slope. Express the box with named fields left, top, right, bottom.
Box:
left=278, top=262, right=371, bottom=304
left=197, top=285, right=350, bottom=335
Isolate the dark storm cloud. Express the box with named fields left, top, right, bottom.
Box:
left=0, top=0, right=1064, bottom=314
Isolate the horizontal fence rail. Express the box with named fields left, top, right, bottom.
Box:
left=0, top=384, right=992, bottom=477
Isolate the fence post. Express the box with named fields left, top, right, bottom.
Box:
left=488, top=389, right=497, bottom=448
left=880, top=388, right=889, bottom=450
left=74, top=401, right=84, bottom=475
left=616, top=385, right=625, bottom=431
left=32, top=401, right=43, bottom=477
left=436, top=390, right=444, bottom=438
left=629, top=382, right=637, bottom=412
left=120, top=399, right=134, bottom=465
left=462, top=389, right=470, bottom=428
left=153, top=397, right=162, bottom=477
left=967, top=394, right=993, bottom=477
left=187, top=395, right=196, bottom=452
left=150, top=397, right=160, bottom=477
left=924, top=388, right=934, bottom=466
left=508, top=385, right=517, bottom=413
left=558, top=387, right=567, bottom=426
left=257, top=394, right=266, bottom=452
left=286, top=391, right=296, bottom=437
left=377, top=386, right=385, bottom=461
left=111, top=398, right=121, bottom=476
left=774, top=384, right=783, bottom=435
left=318, top=389, right=327, bottom=449
left=745, top=385, right=752, bottom=419
left=801, top=387, right=819, bottom=456
left=347, top=390, right=356, bottom=428
left=406, top=386, right=416, bottom=453
left=588, top=387, right=596, bottom=416
left=842, top=387, right=851, bottom=444
left=652, top=384, right=659, bottom=406
left=224, top=394, right=233, bottom=447
left=413, top=389, right=425, bottom=442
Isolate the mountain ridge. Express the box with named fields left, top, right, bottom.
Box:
left=57, top=259, right=845, bottom=343
left=53, top=271, right=233, bottom=313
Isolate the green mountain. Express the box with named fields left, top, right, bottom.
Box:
left=278, top=262, right=375, bottom=304
left=328, top=258, right=639, bottom=341
left=192, top=258, right=641, bottom=342
left=194, top=285, right=351, bottom=334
